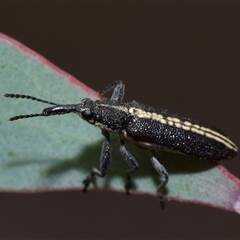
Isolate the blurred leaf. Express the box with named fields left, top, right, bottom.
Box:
left=0, top=33, right=239, bottom=214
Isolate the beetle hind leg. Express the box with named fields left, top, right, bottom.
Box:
left=150, top=151, right=169, bottom=208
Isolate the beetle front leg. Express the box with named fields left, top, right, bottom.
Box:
left=99, top=81, right=125, bottom=102
left=150, top=151, right=169, bottom=208
left=119, top=140, right=139, bottom=195
left=83, top=131, right=112, bottom=192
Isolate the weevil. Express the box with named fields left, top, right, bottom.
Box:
left=4, top=81, right=238, bottom=207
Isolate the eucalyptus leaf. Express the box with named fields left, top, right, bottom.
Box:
left=0, top=33, right=239, bottom=214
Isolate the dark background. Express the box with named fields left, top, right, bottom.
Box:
left=0, top=2, right=240, bottom=239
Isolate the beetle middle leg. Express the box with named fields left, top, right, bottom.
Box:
left=119, top=139, right=139, bottom=195
left=150, top=151, right=169, bottom=208
left=83, top=130, right=112, bottom=192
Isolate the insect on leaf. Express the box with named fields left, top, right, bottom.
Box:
left=0, top=32, right=240, bottom=214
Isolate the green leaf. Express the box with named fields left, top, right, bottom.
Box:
left=0, top=32, right=240, bottom=214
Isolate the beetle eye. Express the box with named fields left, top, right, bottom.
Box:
left=81, top=109, right=94, bottom=120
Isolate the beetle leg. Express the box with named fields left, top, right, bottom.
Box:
left=83, top=131, right=111, bottom=192
left=119, top=140, right=139, bottom=195
left=99, top=81, right=125, bottom=102
left=150, top=151, right=169, bottom=209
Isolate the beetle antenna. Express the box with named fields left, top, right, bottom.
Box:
left=3, top=93, right=69, bottom=121
left=8, top=113, right=46, bottom=121
left=3, top=93, right=59, bottom=106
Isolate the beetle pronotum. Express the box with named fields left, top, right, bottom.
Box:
left=4, top=81, right=238, bottom=208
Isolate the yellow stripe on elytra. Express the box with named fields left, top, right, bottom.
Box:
left=99, top=104, right=129, bottom=113
left=129, top=107, right=238, bottom=151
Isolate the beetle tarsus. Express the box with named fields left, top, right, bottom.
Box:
left=125, top=174, right=132, bottom=195
left=82, top=175, right=92, bottom=192
left=158, top=191, right=167, bottom=209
